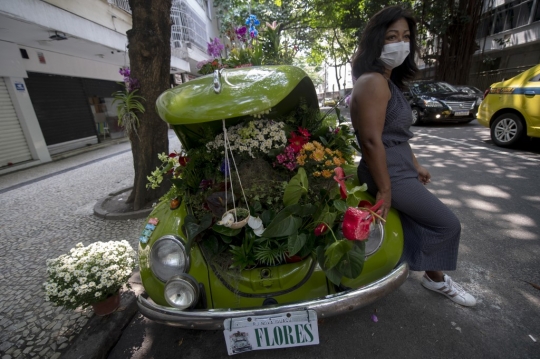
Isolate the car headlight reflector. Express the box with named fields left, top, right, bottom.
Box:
left=423, top=99, right=443, bottom=107
left=164, top=274, right=199, bottom=309
left=150, top=235, right=189, bottom=282
left=365, top=222, right=385, bottom=257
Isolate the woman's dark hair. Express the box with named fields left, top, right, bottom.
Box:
left=351, top=5, right=418, bottom=89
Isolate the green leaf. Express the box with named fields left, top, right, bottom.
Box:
left=262, top=215, right=302, bottom=238
left=287, top=232, right=307, bottom=256
left=324, top=240, right=353, bottom=269
left=283, top=167, right=308, bottom=206
left=219, top=234, right=234, bottom=244
left=318, top=136, right=328, bottom=146
left=296, top=203, right=317, bottom=217
left=351, top=184, right=368, bottom=198
left=212, top=224, right=242, bottom=237
left=346, top=193, right=360, bottom=207
left=338, top=243, right=365, bottom=279
left=324, top=267, right=343, bottom=286
left=333, top=199, right=348, bottom=213
left=317, top=209, right=336, bottom=228
left=184, top=214, right=212, bottom=241
left=261, top=210, right=275, bottom=226
left=201, top=235, right=219, bottom=256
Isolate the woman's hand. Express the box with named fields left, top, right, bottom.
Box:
left=375, top=190, right=392, bottom=221
left=416, top=165, right=431, bottom=185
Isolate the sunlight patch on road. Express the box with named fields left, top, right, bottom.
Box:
left=415, top=133, right=540, bottom=163
left=458, top=185, right=511, bottom=199
left=498, top=213, right=536, bottom=227
left=465, top=198, right=501, bottom=212
left=502, top=228, right=538, bottom=240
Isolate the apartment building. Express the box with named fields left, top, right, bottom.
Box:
left=0, top=0, right=218, bottom=174
left=470, top=0, right=540, bottom=90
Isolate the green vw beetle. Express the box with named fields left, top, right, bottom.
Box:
left=137, top=65, right=407, bottom=351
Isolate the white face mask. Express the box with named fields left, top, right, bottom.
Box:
left=379, top=41, right=410, bottom=69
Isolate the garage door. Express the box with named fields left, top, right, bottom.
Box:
left=0, top=77, right=32, bottom=168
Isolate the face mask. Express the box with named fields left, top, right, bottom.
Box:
left=379, top=41, right=410, bottom=69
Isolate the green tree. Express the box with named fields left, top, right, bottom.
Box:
left=126, top=0, right=172, bottom=210
left=414, top=0, right=485, bottom=84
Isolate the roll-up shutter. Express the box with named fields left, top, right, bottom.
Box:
left=0, top=77, right=32, bottom=167
left=82, top=78, right=123, bottom=98
left=25, top=72, right=97, bottom=147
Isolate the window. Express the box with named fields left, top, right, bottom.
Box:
left=492, top=0, right=533, bottom=34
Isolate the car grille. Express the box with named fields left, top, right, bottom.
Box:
left=444, top=101, right=475, bottom=111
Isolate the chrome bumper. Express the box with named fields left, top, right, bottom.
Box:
left=137, top=262, right=408, bottom=330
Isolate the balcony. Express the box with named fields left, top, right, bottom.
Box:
left=107, top=0, right=208, bottom=54
left=107, top=0, right=131, bottom=14
left=171, top=0, right=208, bottom=52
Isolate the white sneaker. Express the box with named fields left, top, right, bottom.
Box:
left=421, top=273, right=476, bottom=307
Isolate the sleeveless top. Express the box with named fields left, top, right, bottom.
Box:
left=355, top=79, right=413, bottom=149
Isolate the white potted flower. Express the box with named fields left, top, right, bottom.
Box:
left=44, top=240, right=137, bottom=316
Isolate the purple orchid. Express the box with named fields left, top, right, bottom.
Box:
left=207, top=37, right=224, bottom=58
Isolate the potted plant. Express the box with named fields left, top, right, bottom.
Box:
left=111, top=67, right=145, bottom=138
left=43, top=240, right=137, bottom=316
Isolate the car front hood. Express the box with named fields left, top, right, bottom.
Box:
left=421, top=92, right=477, bottom=101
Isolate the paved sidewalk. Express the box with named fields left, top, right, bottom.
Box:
left=0, top=132, right=181, bottom=358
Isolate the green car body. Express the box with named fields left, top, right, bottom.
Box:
left=137, top=65, right=408, bottom=329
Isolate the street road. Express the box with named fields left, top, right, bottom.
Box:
left=108, top=120, right=540, bottom=359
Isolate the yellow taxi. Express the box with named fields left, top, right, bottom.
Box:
left=477, top=64, right=540, bottom=147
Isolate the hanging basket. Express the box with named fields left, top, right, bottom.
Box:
left=219, top=208, right=250, bottom=229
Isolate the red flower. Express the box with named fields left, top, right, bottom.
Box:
left=178, top=156, right=189, bottom=167
left=288, top=132, right=308, bottom=153
left=168, top=153, right=177, bottom=158
left=342, top=200, right=384, bottom=241
left=333, top=167, right=347, bottom=199
left=297, top=127, right=310, bottom=138
left=314, top=223, right=329, bottom=236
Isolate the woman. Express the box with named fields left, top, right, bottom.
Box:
left=349, top=6, right=476, bottom=307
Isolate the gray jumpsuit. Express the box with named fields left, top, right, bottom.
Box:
left=356, top=80, right=461, bottom=271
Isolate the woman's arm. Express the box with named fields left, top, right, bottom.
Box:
left=350, top=73, right=392, bottom=219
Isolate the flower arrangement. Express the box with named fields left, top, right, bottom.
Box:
left=146, top=102, right=377, bottom=284
left=197, top=14, right=297, bottom=75
left=43, top=240, right=136, bottom=310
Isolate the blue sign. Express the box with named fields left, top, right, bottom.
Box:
left=15, top=82, right=25, bottom=91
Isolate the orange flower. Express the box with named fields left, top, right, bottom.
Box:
left=313, top=171, right=321, bottom=177
left=325, top=160, right=333, bottom=166
left=321, top=169, right=332, bottom=178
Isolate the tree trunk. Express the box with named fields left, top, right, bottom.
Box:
left=127, top=0, right=172, bottom=210
left=435, top=0, right=484, bottom=84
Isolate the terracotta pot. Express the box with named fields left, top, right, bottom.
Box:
left=91, top=291, right=120, bottom=316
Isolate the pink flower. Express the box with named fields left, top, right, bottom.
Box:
left=297, top=127, right=310, bottom=138
left=342, top=200, right=384, bottom=241
left=314, top=223, right=328, bottom=236
left=333, top=167, right=347, bottom=199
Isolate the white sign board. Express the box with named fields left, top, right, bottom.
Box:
left=223, top=310, right=319, bottom=355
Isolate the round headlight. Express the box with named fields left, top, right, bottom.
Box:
left=365, top=222, right=384, bottom=257
left=150, top=235, right=189, bottom=282
left=164, top=274, right=199, bottom=309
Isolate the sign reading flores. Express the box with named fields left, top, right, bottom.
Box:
left=223, top=310, right=319, bottom=355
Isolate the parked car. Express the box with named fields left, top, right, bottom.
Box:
left=405, top=81, right=481, bottom=125
left=455, top=85, right=484, bottom=102
left=136, top=66, right=408, bottom=353
left=477, top=64, right=540, bottom=147
left=322, top=97, right=337, bottom=106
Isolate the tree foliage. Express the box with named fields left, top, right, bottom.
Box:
left=214, top=0, right=485, bottom=85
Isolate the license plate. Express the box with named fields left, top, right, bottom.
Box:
left=454, top=111, right=469, bottom=116
left=223, top=310, right=319, bottom=355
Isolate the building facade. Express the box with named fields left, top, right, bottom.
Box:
left=0, top=0, right=218, bottom=174
left=470, top=0, right=540, bottom=90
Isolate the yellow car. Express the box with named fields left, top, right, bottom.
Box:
left=477, top=64, right=540, bottom=147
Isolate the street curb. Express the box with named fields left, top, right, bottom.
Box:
left=93, top=187, right=153, bottom=220
left=61, top=272, right=143, bottom=359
